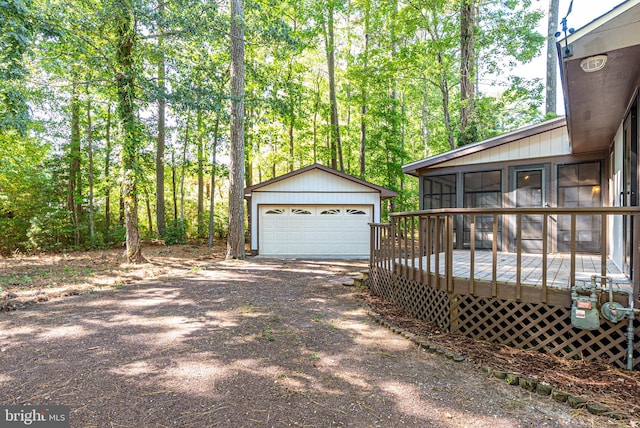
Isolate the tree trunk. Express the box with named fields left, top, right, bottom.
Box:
left=244, top=106, right=253, bottom=186
left=171, top=146, right=178, bottom=225
left=156, top=4, right=166, bottom=239
left=312, top=73, right=321, bottom=164
left=388, top=0, right=399, bottom=199
left=208, top=115, right=220, bottom=248
left=197, top=109, right=205, bottom=238
left=119, top=190, right=124, bottom=228
left=324, top=1, right=343, bottom=171
left=287, top=60, right=295, bottom=172
left=437, top=53, right=455, bottom=151
left=105, top=104, right=112, bottom=235
left=227, top=0, right=246, bottom=260
left=459, top=0, right=476, bottom=146
left=421, top=76, right=429, bottom=157
left=144, top=187, right=153, bottom=236
left=180, top=114, right=189, bottom=226
left=68, top=85, right=81, bottom=247
left=86, top=88, right=95, bottom=241
left=545, top=0, right=559, bottom=115
left=359, top=0, right=369, bottom=178
left=115, top=0, right=143, bottom=263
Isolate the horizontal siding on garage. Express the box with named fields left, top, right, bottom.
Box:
left=254, top=169, right=375, bottom=193
left=251, top=191, right=380, bottom=206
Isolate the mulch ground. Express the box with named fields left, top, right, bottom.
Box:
left=0, top=245, right=638, bottom=427
left=361, top=292, right=640, bottom=420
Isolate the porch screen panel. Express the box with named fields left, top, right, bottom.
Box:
left=422, top=174, right=457, bottom=248
left=463, top=170, right=502, bottom=249
left=422, top=174, right=457, bottom=209
left=557, top=162, right=602, bottom=253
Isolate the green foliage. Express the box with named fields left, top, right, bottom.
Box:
left=0, top=131, right=51, bottom=254
left=0, top=0, right=33, bottom=134
left=26, top=207, right=76, bottom=253
left=164, top=221, right=187, bottom=245
left=105, top=225, right=127, bottom=246
left=0, top=0, right=551, bottom=253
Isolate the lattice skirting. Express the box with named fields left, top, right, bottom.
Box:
left=369, top=266, right=450, bottom=330
left=368, top=266, right=639, bottom=370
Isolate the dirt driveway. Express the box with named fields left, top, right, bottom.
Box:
left=0, top=257, right=617, bottom=427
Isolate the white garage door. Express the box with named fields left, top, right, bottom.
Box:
left=259, top=205, right=372, bottom=257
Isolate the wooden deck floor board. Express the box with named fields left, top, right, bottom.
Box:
left=416, top=251, right=629, bottom=290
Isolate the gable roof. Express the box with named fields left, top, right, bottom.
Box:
left=244, top=163, right=398, bottom=199
left=402, top=117, right=567, bottom=176
left=558, top=0, right=640, bottom=153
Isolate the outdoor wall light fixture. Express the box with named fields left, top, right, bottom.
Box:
left=580, top=55, right=608, bottom=73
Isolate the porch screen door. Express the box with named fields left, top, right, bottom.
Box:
left=511, top=166, right=548, bottom=252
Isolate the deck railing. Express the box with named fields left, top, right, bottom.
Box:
left=370, top=207, right=640, bottom=307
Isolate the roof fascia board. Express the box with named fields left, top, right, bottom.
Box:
left=564, top=0, right=640, bottom=51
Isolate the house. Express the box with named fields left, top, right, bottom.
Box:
left=367, top=0, right=640, bottom=369
left=244, top=163, right=396, bottom=258
left=401, top=116, right=598, bottom=254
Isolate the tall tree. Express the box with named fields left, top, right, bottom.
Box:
left=86, top=86, right=95, bottom=242
left=114, top=0, right=143, bottom=263
left=104, top=104, right=113, bottom=236
left=227, top=0, right=246, bottom=259
left=359, top=0, right=371, bottom=178
left=197, top=109, right=205, bottom=238
left=545, top=0, right=559, bottom=116
left=459, top=0, right=477, bottom=146
left=156, top=0, right=166, bottom=239
left=324, top=0, right=343, bottom=171
left=67, top=84, right=82, bottom=247
left=208, top=115, right=220, bottom=248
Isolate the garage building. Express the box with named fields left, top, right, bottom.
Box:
left=244, top=164, right=397, bottom=258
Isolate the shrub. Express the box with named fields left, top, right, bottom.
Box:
left=164, top=221, right=187, bottom=245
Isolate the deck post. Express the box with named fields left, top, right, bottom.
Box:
left=369, top=224, right=375, bottom=270
left=601, top=213, right=607, bottom=278
left=390, top=217, right=396, bottom=274
left=426, top=216, right=432, bottom=287
left=435, top=216, right=441, bottom=290
left=516, top=213, right=522, bottom=301
left=570, top=214, right=576, bottom=287
left=634, top=214, right=640, bottom=306
left=410, top=216, right=416, bottom=281
left=447, top=214, right=454, bottom=293
left=381, top=224, right=386, bottom=272
left=470, top=214, right=476, bottom=295
left=491, top=214, right=498, bottom=297
left=419, top=216, right=425, bottom=285
left=403, top=216, right=409, bottom=278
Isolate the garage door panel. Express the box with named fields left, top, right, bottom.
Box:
left=259, top=205, right=371, bottom=256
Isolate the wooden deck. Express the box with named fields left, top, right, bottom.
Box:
left=369, top=209, right=640, bottom=369
left=416, top=250, right=630, bottom=290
